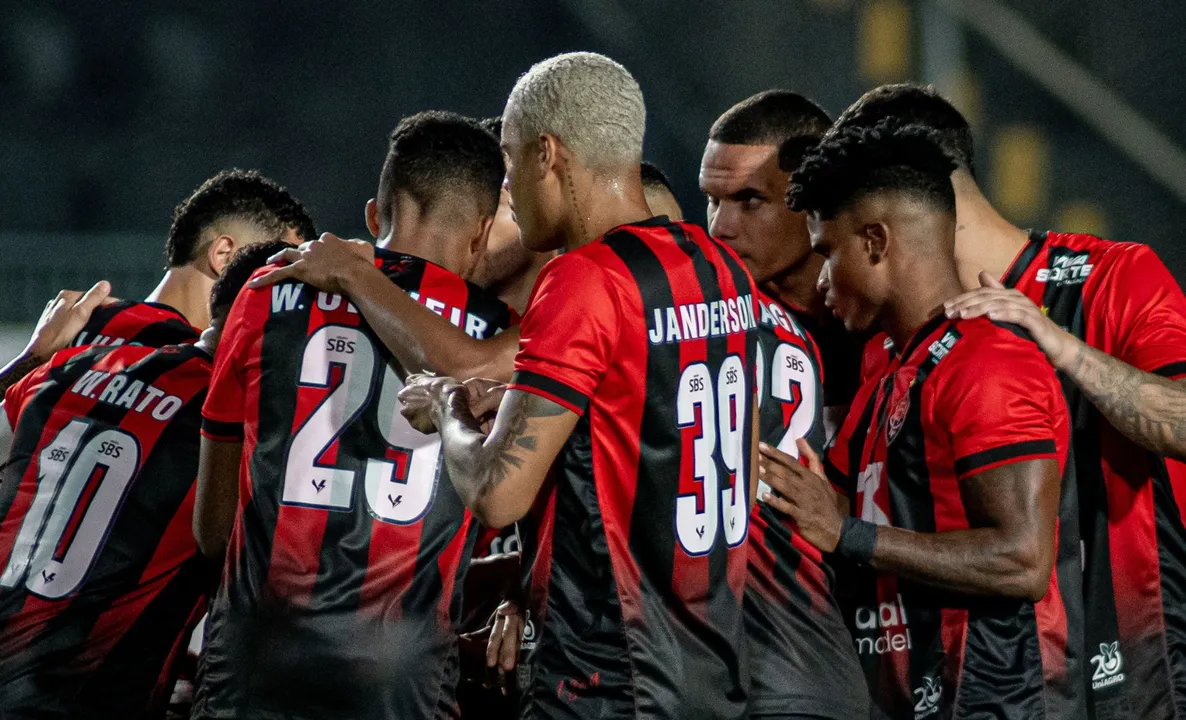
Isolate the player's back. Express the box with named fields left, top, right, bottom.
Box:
left=745, top=292, right=868, bottom=719
left=195, top=250, right=516, bottom=720
left=512, top=218, right=759, bottom=719
left=71, top=299, right=201, bottom=349
left=0, top=342, right=214, bottom=719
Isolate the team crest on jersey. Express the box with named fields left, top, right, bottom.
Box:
left=886, top=394, right=909, bottom=444
left=1090, top=641, right=1125, bottom=691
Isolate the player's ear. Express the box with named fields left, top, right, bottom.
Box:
left=207, top=234, right=236, bottom=276
left=461, top=214, right=495, bottom=283
left=365, top=198, right=381, bottom=239
left=863, top=223, right=888, bottom=264
left=539, top=134, right=560, bottom=178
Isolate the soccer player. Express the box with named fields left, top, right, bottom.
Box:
left=0, top=170, right=314, bottom=393
left=841, top=84, right=1186, bottom=719
left=701, top=90, right=868, bottom=719
left=702, top=91, right=863, bottom=437
left=640, top=160, right=684, bottom=220
left=398, top=52, right=760, bottom=720
left=192, top=112, right=517, bottom=720
left=0, top=240, right=287, bottom=719
left=757, top=119, right=1085, bottom=719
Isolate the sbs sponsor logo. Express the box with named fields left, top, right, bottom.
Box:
left=1090, top=641, right=1125, bottom=690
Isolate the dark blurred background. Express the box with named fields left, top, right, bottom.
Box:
left=2, top=0, right=1185, bottom=336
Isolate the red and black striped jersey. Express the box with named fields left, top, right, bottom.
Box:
left=71, top=300, right=200, bottom=349
left=745, top=291, right=868, bottom=718
left=783, top=299, right=863, bottom=411
left=0, top=342, right=214, bottom=719
left=507, top=218, right=759, bottom=719
left=1004, top=231, right=1186, bottom=719
left=194, top=249, right=517, bottom=720
left=827, top=314, right=1085, bottom=720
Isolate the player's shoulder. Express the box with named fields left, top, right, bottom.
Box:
left=1045, top=230, right=1163, bottom=274
left=942, top=316, right=1047, bottom=372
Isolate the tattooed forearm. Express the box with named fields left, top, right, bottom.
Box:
left=0, top=354, right=44, bottom=395
left=434, top=388, right=569, bottom=527
left=1062, top=342, right=1186, bottom=460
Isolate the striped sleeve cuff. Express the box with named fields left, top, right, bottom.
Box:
left=201, top=417, right=244, bottom=442
left=508, top=370, right=589, bottom=416
left=954, top=439, right=1057, bottom=479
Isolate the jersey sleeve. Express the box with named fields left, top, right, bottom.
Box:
left=933, top=328, right=1066, bottom=480
left=508, top=253, right=621, bottom=415
left=1092, top=244, right=1186, bottom=379
left=3, top=346, right=93, bottom=429
left=200, top=286, right=267, bottom=442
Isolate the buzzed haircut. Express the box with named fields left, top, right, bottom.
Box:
left=165, top=169, right=315, bottom=268
left=708, top=90, right=833, bottom=174
left=505, top=52, right=645, bottom=171
left=833, top=84, right=975, bottom=174
left=376, top=111, right=504, bottom=224
left=208, top=239, right=293, bottom=322
left=480, top=116, right=502, bottom=138
left=787, top=118, right=957, bottom=220
left=640, top=161, right=675, bottom=194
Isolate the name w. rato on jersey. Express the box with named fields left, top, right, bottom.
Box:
left=194, top=250, right=515, bottom=720
left=828, top=314, right=1085, bottom=720
left=745, top=292, right=867, bottom=719
left=1005, top=231, right=1186, bottom=720
left=0, top=342, right=214, bottom=719
left=507, top=217, right=759, bottom=720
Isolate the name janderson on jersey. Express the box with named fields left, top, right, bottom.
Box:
left=271, top=283, right=492, bottom=338
left=648, top=293, right=756, bottom=345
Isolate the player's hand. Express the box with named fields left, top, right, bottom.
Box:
left=464, top=378, right=508, bottom=433
left=944, top=272, right=1078, bottom=368
left=25, top=282, right=114, bottom=361
left=486, top=600, right=524, bottom=694
left=248, top=232, right=375, bottom=293
left=398, top=373, right=465, bottom=433
left=758, top=439, right=844, bottom=553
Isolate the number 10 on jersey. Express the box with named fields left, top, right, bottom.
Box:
left=676, top=356, right=750, bottom=555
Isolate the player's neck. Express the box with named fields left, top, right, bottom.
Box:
left=494, top=252, right=552, bottom=315
left=883, top=265, right=964, bottom=351
left=765, top=252, right=826, bottom=318
left=145, top=266, right=213, bottom=329
left=952, top=174, right=1030, bottom=289
left=561, top=171, right=653, bottom=252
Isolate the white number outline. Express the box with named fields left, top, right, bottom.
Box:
left=674, top=354, right=750, bottom=555
left=1, top=419, right=142, bottom=599
left=280, top=325, right=442, bottom=525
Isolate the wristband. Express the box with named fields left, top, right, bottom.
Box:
left=836, top=516, right=878, bottom=564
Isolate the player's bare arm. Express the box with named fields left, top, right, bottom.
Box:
left=398, top=375, right=577, bottom=529
left=0, top=282, right=112, bottom=394
left=194, top=437, right=243, bottom=559
left=947, top=271, right=1186, bottom=461
left=759, top=440, right=1058, bottom=601
left=250, top=234, right=520, bottom=381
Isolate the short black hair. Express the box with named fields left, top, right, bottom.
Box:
left=165, top=169, right=315, bottom=268
left=208, top=240, right=292, bottom=323
left=709, top=90, right=833, bottom=173
left=376, top=111, right=504, bottom=223
left=787, top=119, right=957, bottom=220
left=833, top=84, right=975, bottom=174
left=640, top=161, right=675, bottom=194
left=480, top=116, right=503, bottom=138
